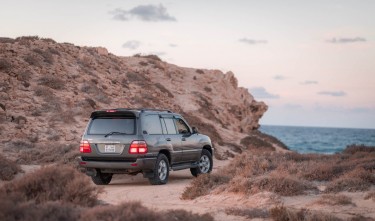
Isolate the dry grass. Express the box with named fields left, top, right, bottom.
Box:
left=0, top=58, right=11, bottom=71
left=17, top=143, right=79, bottom=165
left=1, top=165, right=100, bottom=206
left=0, top=154, right=22, bottom=181
left=364, top=191, right=375, bottom=201
left=225, top=207, right=269, bottom=219
left=343, top=145, right=375, bottom=154
left=81, top=202, right=213, bottom=221
left=240, top=135, right=275, bottom=151
left=325, top=167, right=375, bottom=193
left=315, top=194, right=353, bottom=206
left=269, top=205, right=342, bottom=221
left=0, top=165, right=214, bottom=221
left=182, top=145, right=375, bottom=199
left=38, top=75, right=65, bottom=90
left=181, top=174, right=230, bottom=200
left=0, top=199, right=80, bottom=221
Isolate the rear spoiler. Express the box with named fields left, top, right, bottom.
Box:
left=90, top=110, right=139, bottom=118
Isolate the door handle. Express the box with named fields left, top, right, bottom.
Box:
left=182, top=138, right=186, bottom=141
left=166, top=138, right=171, bottom=141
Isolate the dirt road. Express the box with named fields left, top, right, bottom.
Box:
left=98, top=159, right=246, bottom=221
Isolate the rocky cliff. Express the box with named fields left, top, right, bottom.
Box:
left=0, top=36, right=268, bottom=159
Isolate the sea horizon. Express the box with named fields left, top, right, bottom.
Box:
left=259, top=125, right=375, bottom=154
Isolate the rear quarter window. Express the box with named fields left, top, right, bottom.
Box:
left=88, top=117, right=135, bottom=135
left=142, top=115, right=163, bottom=135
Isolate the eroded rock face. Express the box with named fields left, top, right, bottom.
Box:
left=0, top=36, right=267, bottom=157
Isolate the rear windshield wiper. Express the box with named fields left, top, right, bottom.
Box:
left=104, top=131, right=128, bottom=137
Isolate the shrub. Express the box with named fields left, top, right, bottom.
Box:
left=80, top=202, right=213, bottom=221
left=0, top=154, right=21, bottom=181
left=17, top=143, right=78, bottom=165
left=4, top=140, right=35, bottom=153
left=181, top=173, right=231, bottom=200
left=24, top=54, right=42, bottom=67
left=225, top=207, right=269, bottom=219
left=240, top=135, right=275, bottom=151
left=325, top=168, right=375, bottom=193
left=343, top=145, right=375, bottom=154
left=247, top=175, right=316, bottom=196
left=0, top=58, right=11, bottom=71
left=303, top=163, right=348, bottom=181
left=0, top=37, right=15, bottom=43
left=269, top=205, right=342, bottom=221
left=85, top=98, right=96, bottom=109
left=127, top=71, right=148, bottom=84
left=204, top=86, right=212, bottom=92
left=164, top=209, right=214, bottom=221
left=196, top=69, right=204, bottom=74
left=34, top=86, right=54, bottom=98
left=315, top=194, right=353, bottom=206
left=364, top=191, right=375, bottom=201
left=38, top=75, right=65, bottom=90
left=2, top=165, right=100, bottom=206
left=33, top=48, right=54, bottom=64
left=155, top=83, right=174, bottom=98
left=139, top=61, right=148, bottom=66
left=0, top=199, right=80, bottom=221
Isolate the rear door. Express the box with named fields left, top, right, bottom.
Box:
left=83, top=112, right=138, bottom=159
left=161, top=116, right=183, bottom=164
left=140, top=114, right=166, bottom=156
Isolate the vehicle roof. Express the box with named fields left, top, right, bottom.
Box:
left=90, top=108, right=175, bottom=118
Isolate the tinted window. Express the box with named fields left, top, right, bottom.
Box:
left=175, top=119, right=190, bottom=134
left=164, top=118, right=177, bottom=134
left=88, top=118, right=135, bottom=135
left=142, top=115, right=162, bottom=134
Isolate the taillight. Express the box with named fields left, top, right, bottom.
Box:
left=129, top=141, right=148, bottom=154
left=80, top=140, right=92, bottom=153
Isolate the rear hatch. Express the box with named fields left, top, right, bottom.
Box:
left=82, top=110, right=141, bottom=160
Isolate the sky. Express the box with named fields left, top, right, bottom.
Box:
left=1, top=0, right=375, bottom=129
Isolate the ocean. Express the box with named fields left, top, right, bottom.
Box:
left=259, top=125, right=375, bottom=154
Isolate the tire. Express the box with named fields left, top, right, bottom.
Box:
left=91, top=170, right=113, bottom=185
left=190, top=149, right=213, bottom=177
left=148, top=154, right=169, bottom=185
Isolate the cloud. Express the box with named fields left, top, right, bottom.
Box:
left=273, top=75, right=287, bottom=80
left=327, top=37, right=366, bottom=44
left=150, top=51, right=166, bottom=56
left=301, top=80, right=318, bottom=85
left=122, top=40, right=141, bottom=50
left=169, top=43, right=177, bottom=47
left=318, top=91, right=347, bottom=97
left=239, top=38, right=268, bottom=45
left=110, top=4, right=176, bottom=22
left=249, top=87, right=280, bottom=99
left=284, top=103, right=302, bottom=109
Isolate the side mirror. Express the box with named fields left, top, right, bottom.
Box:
left=192, top=127, right=199, bottom=134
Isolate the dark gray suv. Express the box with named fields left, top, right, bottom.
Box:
left=78, top=108, right=213, bottom=185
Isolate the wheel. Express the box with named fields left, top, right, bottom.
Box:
left=91, top=170, right=113, bottom=185
left=148, top=154, right=169, bottom=185
left=190, top=149, right=213, bottom=177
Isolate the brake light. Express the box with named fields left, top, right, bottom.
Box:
left=129, top=141, right=148, bottom=154
left=80, top=140, right=92, bottom=153
left=106, top=110, right=117, bottom=113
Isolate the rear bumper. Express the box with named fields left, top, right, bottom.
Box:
left=77, top=156, right=157, bottom=170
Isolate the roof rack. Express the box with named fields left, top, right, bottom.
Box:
left=140, top=108, right=172, bottom=113
left=95, top=108, right=172, bottom=113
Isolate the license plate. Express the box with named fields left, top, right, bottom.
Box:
left=104, top=145, right=116, bottom=153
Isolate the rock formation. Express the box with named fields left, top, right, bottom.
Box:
left=0, top=36, right=268, bottom=158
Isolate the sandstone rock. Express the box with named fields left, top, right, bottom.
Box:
left=0, top=37, right=268, bottom=157
left=96, top=47, right=108, bottom=56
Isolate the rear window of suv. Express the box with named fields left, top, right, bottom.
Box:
left=88, top=117, right=135, bottom=135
